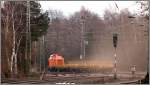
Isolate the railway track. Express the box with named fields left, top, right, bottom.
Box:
left=2, top=72, right=145, bottom=84
left=43, top=76, right=107, bottom=84
left=2, top=76, right=107, bottom=84
left=42, top=72, right=112, bottom=84
left=2, top=79, right=48, bottom=84
left=42, top=72, right=146, bottom=84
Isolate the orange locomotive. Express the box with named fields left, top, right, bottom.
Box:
left=48, top=53, right=64, bottom=67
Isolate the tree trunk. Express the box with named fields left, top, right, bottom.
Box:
left=10, top=29, right=16, bottom=76
left=10, top=10, right=18, bottom=76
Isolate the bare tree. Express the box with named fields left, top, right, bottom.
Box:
left=2, top=1, right=27, bottom=77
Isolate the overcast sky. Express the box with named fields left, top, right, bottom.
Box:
left=40, top=1, right=141, bottom=17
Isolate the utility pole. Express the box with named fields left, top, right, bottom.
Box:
left=29, top=1, right=32, bottom=73
left=39, top=38, right=41, bottom=73
left=27, top=1, right=32, bottom=73
left=80, top=12, right=86, bottom=64
left=42, top=35, right=46, bottom=71
left=34, top=41, right=37, bottom=72
left=25, top=1, right=29, bottom=73
left=26, top=1, right=31, bottom=73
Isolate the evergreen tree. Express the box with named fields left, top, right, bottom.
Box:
left=30, top=1, right=50, bottom=41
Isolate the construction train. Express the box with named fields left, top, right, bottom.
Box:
left=48, top=54, right=113, bottom=73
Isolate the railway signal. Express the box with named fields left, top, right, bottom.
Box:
left=113, top=33, right=118, bottom=48
left=113, top=33, right=118, bottom=79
